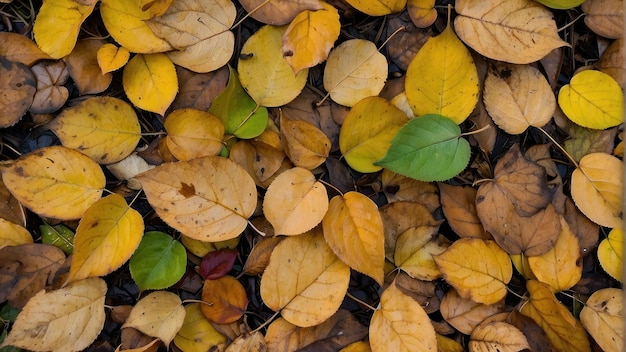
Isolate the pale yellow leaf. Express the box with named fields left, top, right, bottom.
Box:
left=100, top=0, right=173, bottom=53
left=164, top=109, right=225, bottom=161
left=520, top=280, right=591, bottom=352
left=136, top=156, right=257, bottom=242
left=580, top=288, right=623, bottom=352
left=123, top=291, right=186, bottom=347
left=123, top=53, right=178, bottom=116
left=469, top=321, right=531, bottom=352
left=263, top=167, right=328, bottom=235
left=32, top=0, right=97, bottom=59
left=66, top=194, right=144, bottom=284
left=1, top=277, right=106, bottom=351
left=527, top=216, right=582, bottom=292
left=282, top=2, right=340, bottom=74
left=597, top=227, right=623, bottom=281
left=405, top=22, right=479, bottom=123
left=454, top=0, right=569, bottom=64
left=260, top=228, right=350, bottom=327
left=433, top=238, right=512, bottom=304
left=239, top=25, right=308, bottom=107
left=394, top=226, right=449, bottom=280
left=0, top=146, right=105, bottom=220
left=369, top=280, right=437, bottom=352
left=322, top=191, right=385, bottom=284
left=173, top=303, right=227, bottom=352
left=225, top=331, right=267, bottom=352
left=0, top=218, right=33, bottom=249
left=146, top=0, right=236, bottom=73
left=483, top=63, right=556, bottom=134
left=440, top=288, right=505, bottom=335
left=571, top=152, right=623, bottom=228
left=323, top=39, right=387, bottom=107
left=49, top=96, right=141, bottom=164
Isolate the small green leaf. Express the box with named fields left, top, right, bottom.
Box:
left=375, top=114, right=470, bottom=182
left=208, top=66, right=268, bottom=139
left=40, top=223, right=74, bottom=255
left=129, top=231, right=187, bottom=291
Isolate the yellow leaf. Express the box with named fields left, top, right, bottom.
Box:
left=260, top=228, right=350, bottom=327
left=440, top=288, right=505, bottom=335
left=123, top=291, right=186, bottom=347
left=1, top=146, right=105, bottom=220
left=239, top=25, right=308, bottom=107
left=582, top=0, right=624, bottom=39
left=100, top=0, right=173, bottom=53
left=433, top=238, right=512, bottom=304
left=520, top=280, right=591, bottom=352
left=323, top=39, right=387, bottom=107
left=340, top=341, right=372, bottom=352
left=580, top=288, right=623, bottom=352
left=483, top=63, right=556, bottom=134
left=1, top=277, right=106, bottom=351
left=405, top=22, right=479, bottom=123
left=0, top=218, right=33, bottom=249
left=97, top=43, right=130, bottom=74
left=49, top=96, right=141, bottom=164
left=597, top=228, right=623, bottom=281
left=226, top=331, right=267, bottom=351
left=436, top=333, right=464, bottom=352
left=510, top=254, right=537, bottom=280
left=469, top=321, right=531, bottom=352
left=66, top=194, right=144, bottom=284
left=571, top=152, right=623, bottom=228
left=146, top=0, right=236, bottom=73
left=558, top=70, right=623, bottom=129
left=343, top=0, right=405, bottom=16
left=369, top=280, right=437, bottom=352
left=136, top=156, right=257, bottom=242
left=408, top=0, right=437, bottom=28
left=32, top=0, right=96, bottom=59
left=282, top=2, right=340, bottom=74
left=527, top=216, right=582, bottom=292
left=123, top=53, right=178, bottom=116
left=263, top=167, right=328, bottom=235
left=339, top=96, right=408, bottom=173
left=164, top=109, right=225, bottom=161
left=180, top=235, right=239, bottom=258
left=280, top=114, right=331, bottom=169
left=455, top=0, right=569, bottom=64
left=322, top=191, right=385, bottom=284
left=394, top=226, right=449, bottom=281
left=174, top=303, right=226, bottom=352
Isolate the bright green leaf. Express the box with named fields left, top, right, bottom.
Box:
left=130, top=231, right=187, bottom=291
left=208, top=66, right=268, bottom=139
left=375, top=114, right=470, bottom=182
left=40, top=223, right=74, bottom=255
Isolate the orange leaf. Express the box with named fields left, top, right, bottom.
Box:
left=200, top=276, right=248, bottom=324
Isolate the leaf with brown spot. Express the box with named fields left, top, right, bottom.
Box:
left=0, top=57, right=36, bottom=128
left=580, top=288, right=623, bottom=352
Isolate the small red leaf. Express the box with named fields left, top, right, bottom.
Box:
left=199, top=248, right=238, bottom=280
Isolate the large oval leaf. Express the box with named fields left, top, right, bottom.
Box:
left=376, top=114, right=470, bottom=182
left=136, top=156, right=257, bottom=242
left=405, top=22, right=479, bottom=123
left=49, top=96, right=141, bottom=164
left=130, top=231, right=187, bottom=291
left=260, top=228, right=350, bottom=327
left=66, top=194, right=144, bottom=284
left=580, top=288, right=623, bottom=352
left=454, top=0, right=569, bottom=64
left=1, top=146, right=105, bottom=220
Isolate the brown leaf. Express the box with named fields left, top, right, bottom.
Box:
left=394, top=271, right=440, bottom=314
left=563, top=196, right=599, bottom=254
left=201, top=276, right=248, bottom=324
left=582, top=0, right=623, bottom=39
left=506, top=310, right=557, bottom=352
left=225, top=331, right=267, bottom=352
left=120, top=327, right=161, bottom=352
left=0, top=179, right=25, bottom=226
left=476, top=144, right=552, bottom=217
left=65, top=39, right=112, bottom=95
left=241, top=236, right=284, bottom=276
left=438, top=183, right=490, bottom=240
left=440, top=288, right=505, bottom=335
left=265, top=310, right=368, bottom=351
left=386, top=16, right=431, bottom=70
left=0, top=57, right=36, bottom=128
left=0, top=243, right=65, bottom=309
left=170, top=65, right=229, bottom=112
left=381, top=169, right=440, bottom=212
left=238, top=0, right=322, bottom=25
left=0, top=32, right=51, bottom=66
left=29, top=60, right=69, bottom=114
left=596, top=38, right=624, bottom=87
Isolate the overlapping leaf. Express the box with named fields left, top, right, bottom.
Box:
left=164, top=109, right=225, bottom=161
left=597, top=228, right=623, bottom=281
left=0, top=218, right=32, bottom=250
left=174, top=303, right=227, bottom=352
left=580, top=288, right=623, bottom=352
left=200, top=276, right=248, bottom=324
left=97, top=43, right=130, bottom=74
left=582, top=0, right=624, bottom=39
left=0, top=57, right=36, bottom=128
left=122, top=291, right=186, bottom=347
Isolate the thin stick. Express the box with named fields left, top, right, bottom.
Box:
left=377, top=26, right=405, bottom=51
left=558, top=13, right=586, bottom=33
left=248, top=219, right=267, bottom=236
left=319, top=179, right=344, bottom=197
left=460, top=124, right=491, bottom=137
left=231, top=0, right=271, bottom=30
left=250, top=310, right=281, bottom=333
left=537, top=127, right=579, bottom=168
left=346, top=292, right=378, bottom=311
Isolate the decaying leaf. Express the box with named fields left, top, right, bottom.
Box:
left=440, top=288, right=505, bottom=335
left=0, top=57, right=36, bottom=128
left=200, top=276, right=248, bottom=324
left=0, top=32, right=51, bottom=66
left=438, top=183, right=489, bottom=239
left=65, top=39, right=113, bottom=95
left=137, top=156, right=257, bottom=242
left=454, top=0, right=569, bottom=64
left=582, top=0, right=624, bottom=39
left=29, top=60, right=69, bottom=114
left=580, top=288, right=623, bottom=352
left=260, top=229, right=350, bottom=327
left=1, top=277, right=106, bottom=351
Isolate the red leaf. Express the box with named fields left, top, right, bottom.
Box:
left=199, top=248, right=238, bottom=280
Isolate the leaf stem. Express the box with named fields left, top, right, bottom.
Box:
left=460, top=124, right=491, bottom=137
left=537, top=127, right=579, bottom=168
left=558, top=13, right=586, bottom=33
left=319, top=179, right=344, bottom=197
left=250, top=310, right=281, bottom=333
left=376, top=26, right=405, bottom=51
left=346, top=292, right=378, bottom=311
left=230, top=0, right=271, bottom=30
left=247, top=219, right=267, bottom=236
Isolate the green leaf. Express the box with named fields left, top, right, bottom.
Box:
left=375, top=114, right=470, bottom=182
left=40, top=223, right=75, bottom=255
left=208, top=66, right=268, bottom=139
left=129, top=231, right=187, bottom=291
